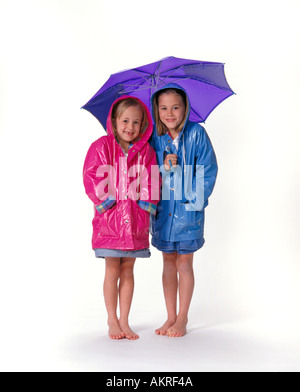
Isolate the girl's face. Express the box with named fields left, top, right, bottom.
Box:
left=158, top=92, right=185, bottom=133
left=115, top=105, right=143, bottom=149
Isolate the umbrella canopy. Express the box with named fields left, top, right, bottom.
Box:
left=82, top=56, right=235, bottom=130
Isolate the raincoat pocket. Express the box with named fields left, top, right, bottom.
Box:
left=98, top=205, right=119, bottom=238
left=136, top=204, right=150, bottom=238
left=182, top=209, right=196, bottom=231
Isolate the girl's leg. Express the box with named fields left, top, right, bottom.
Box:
left=167, top=253, right=194, bottom=337
left=155, top=252, right=178, bottom=335
left=103, top=257, right=124, bottom=340
left=118, top=257, right=139, bottom=340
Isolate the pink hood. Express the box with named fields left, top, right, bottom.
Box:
left=83, top=96, right=160, bottom=251
left=106, top=95, right=153, bottom=148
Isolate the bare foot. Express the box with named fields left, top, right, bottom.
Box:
left=119, top=320, right=139, bottom=340
left=167, top=317, right=188, bottom=338
left=108, top=319, right=125, bottom=340
left=155, top=318, right=177, bottom=336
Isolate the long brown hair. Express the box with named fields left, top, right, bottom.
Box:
left=153, top=88, right=189, bottom=136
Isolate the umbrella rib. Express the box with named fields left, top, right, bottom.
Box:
left=119, top=83, right=151, bottom=89
left=190, top=105, right=204, bottom=123
left=158, top=66, right=185, bottom=83
left=150, top=60, right=163, bottom=95
left=166, top=75, right=234, bottom=92
left=131, top=69, right=153, bottom=83
left=157, top=76, right=192, bottom=87
left=154, top=61, right=163, bottom=82
left=118, top=85, right=154, bottom=94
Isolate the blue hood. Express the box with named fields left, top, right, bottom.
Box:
left=151, top=83, right=191, bottom=133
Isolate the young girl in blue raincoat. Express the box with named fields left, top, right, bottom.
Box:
left=150, top=84, right=218, bottom=337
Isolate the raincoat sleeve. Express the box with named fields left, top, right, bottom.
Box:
left=184, top=125, right=218, bottom=211
left=137, top=145, right=161, bottom=215
left=83, top=139, right=116, bottom=214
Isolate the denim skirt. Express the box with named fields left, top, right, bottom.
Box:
left=94, top=248, right=151, bottom=259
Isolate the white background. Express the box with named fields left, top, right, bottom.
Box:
left=0, top=0, right=300, bottom=372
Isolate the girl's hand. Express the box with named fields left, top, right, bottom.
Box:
left=164, top=154, right=178, bottom=171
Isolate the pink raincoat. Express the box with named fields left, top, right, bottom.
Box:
left=83, top=96, right=160, bottom=251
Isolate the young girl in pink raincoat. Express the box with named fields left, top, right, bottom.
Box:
left=83, top=96, right=160, bottom=340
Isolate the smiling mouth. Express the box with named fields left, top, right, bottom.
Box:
left=124, top=131, right=135, bottom=136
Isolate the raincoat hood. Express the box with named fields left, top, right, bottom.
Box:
left=151, top=83, right=191, bottom=133
left=106, top=95, right=153, bottom=151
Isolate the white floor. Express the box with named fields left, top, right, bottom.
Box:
left=2, top=307, right=299, bottom=372
left=1, top=250, right=300, bottom=372
left=60, top=313, right=300, bottom=372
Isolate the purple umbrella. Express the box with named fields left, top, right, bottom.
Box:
left=82, top=56, right=235, bottom=130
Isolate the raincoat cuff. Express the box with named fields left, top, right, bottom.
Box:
left=95, top=195, right=116, bottom=214
left=137, top=201, right=157, bottom=215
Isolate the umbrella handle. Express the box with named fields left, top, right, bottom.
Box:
left=169, top=158, right=176, bottom=172
left=164, top=149, right=175, bottom=172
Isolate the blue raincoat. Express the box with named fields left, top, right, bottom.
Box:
left=150, top=84, right=218, bottom=248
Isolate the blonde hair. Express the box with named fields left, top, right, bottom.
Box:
left=153, top=88, right=189, bottom=136
left=111, top=97, right=148, bottom=141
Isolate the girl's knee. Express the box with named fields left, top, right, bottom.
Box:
left=177, top=254, right=194, bottom=275
left=163, top=252, right=177, bottom=264
left=120, top=259, right=135, bottom=279
left=163, top=252, right=177, bottom=273
left=105, top=260, right=121, bottom=280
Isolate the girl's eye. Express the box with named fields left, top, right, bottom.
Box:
left=173, top=107, right=179, bottom=110
left=123, top=120, right=128, bottom=123
left=134, top=121, right=140, bottom=125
